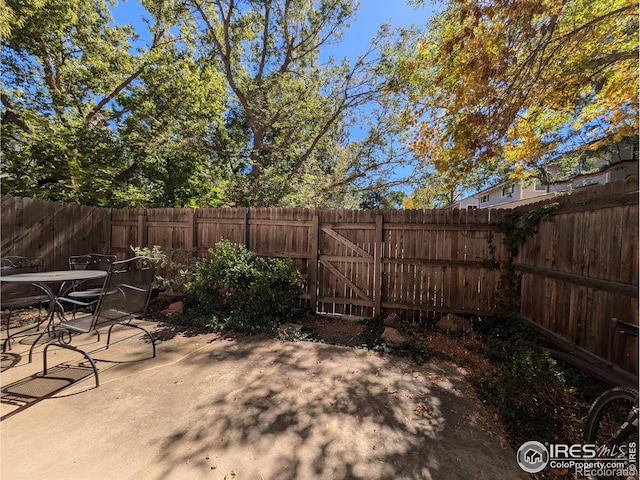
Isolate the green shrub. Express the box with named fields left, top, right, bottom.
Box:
left=473, top=346, right=570, bottom=440
left=131, top=245, right=197, bottom=293
left=186, top=240, right=305, bottom=333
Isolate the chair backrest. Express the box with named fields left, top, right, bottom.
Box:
left=1, top=256, right=45, bottom=302
left=69, top=254, right=117, bottom=289
left=69, top=254, right=117, bottom=271
left=2, top=256, right=44, bottom=271
left=92, top=257, right=158, bottom=329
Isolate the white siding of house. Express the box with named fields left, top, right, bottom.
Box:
left=445, top=158, right=637, bottom=210
left=458, top=198, right=479, bottom=210
left=478, top=184, right=520, bottom=208
left=521, top=181, right=548, bottom=200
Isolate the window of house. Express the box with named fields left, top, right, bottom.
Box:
left=534, top=180, right=547, bottom=192
left=480, top=194, right=490, bottom=203
left=502, top=185, right=515, bottom=197
left=467, top=205, right=478, bottom=210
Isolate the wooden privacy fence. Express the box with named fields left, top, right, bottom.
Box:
left=1, top=177, right=638, bottom=378
left=108, top=206, right=510, bottom=320
left=0, top=197, right=111, bottom=270
left=514, top=177, right=638, bottom=380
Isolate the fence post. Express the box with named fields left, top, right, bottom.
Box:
left=137, top=214, right=148, bottom=248
left=103, top=208, right=112, bottom=256
left=308, top=214, right=320, bottom=314
left=244, top=208, right=250, bottom=247
left=373, top=213, right=383, bottom=317
left=188, top=209, right=197, bottom=257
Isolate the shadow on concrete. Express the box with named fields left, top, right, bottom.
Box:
left=135, top=336, right=523, bottom=480
left=1, top=328, right=526, bottom=480
left=1, top=351, right=21, bottom=372
left=1, top=365, right=95, bottom=420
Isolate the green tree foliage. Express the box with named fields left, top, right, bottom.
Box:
left=2, top=0, right=415, bottom=208
left=359, top=189, right=406, bottom=209
left=118, top=0, right=229, bottom=207
left=2, top=0, right=137, bottom=204
left=172, top=0, right=411, bottom=207
left=402, top=170, right=481, bottom=208
left=397, top=0, right=639, bottom=184
left=1, top=0, right=228, bottom=206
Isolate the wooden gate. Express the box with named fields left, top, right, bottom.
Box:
left=315, top=211, right=382, bottom=318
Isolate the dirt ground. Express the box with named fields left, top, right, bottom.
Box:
left=298, top=314, right=367, bottom=346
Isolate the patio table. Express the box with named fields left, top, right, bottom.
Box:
left=0, top=270, right=108, bottom=362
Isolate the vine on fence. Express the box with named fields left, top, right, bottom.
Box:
left=493, top=202, right=559, bottom=315
left=499, top=202, right=560, bottom=257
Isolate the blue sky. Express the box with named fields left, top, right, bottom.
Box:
left=111, top=0, right=437, bottom=63
left=327, top=0, right=436, bottom=59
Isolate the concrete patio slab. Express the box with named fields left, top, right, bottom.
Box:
left=1, top=322, right=529, bottom=480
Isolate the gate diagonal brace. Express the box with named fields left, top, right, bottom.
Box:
left=319, top=259, right=371, bottom=302
left=320, top=227, right=372, bottom=258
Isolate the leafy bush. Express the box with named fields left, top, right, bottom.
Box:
left=131, top=245, right=197, bottom=293
left=186, top=240, right=305, bottom=333
left=472, top=346, right=571, bottom=440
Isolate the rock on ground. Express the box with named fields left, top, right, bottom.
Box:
left=381, top=326, right=407, bottom=345
left=436, top=314, right=472, bottom=333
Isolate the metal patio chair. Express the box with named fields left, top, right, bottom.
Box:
left=58, top=254, right=117, bottom=318
left=1, top=256, right=50, bottom=352
left=43, top=256, right=158, bottom=388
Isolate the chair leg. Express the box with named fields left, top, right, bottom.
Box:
left=106, top=323, right=156, bottom=357
left=4, top=306, right=51, bottom=357
left=2, top=311, right=12, bottom=352
left=28, top=327, right=51, bottom=363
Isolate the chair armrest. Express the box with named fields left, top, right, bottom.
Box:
left=56, top=295, right=99, bottom=307
left=117, top=283, right=147, bottom=293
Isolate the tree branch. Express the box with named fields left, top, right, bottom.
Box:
left=85, top=65, right=146, bottom=127
left=114, top=163, right=138, bottom=183
left=85, top=24, right=167, bottom=127
left=256, top=1, right=270, bottom=83
left=1, top=93, right=32, bottom=134
left=192, top=0, right=254, bottom=123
